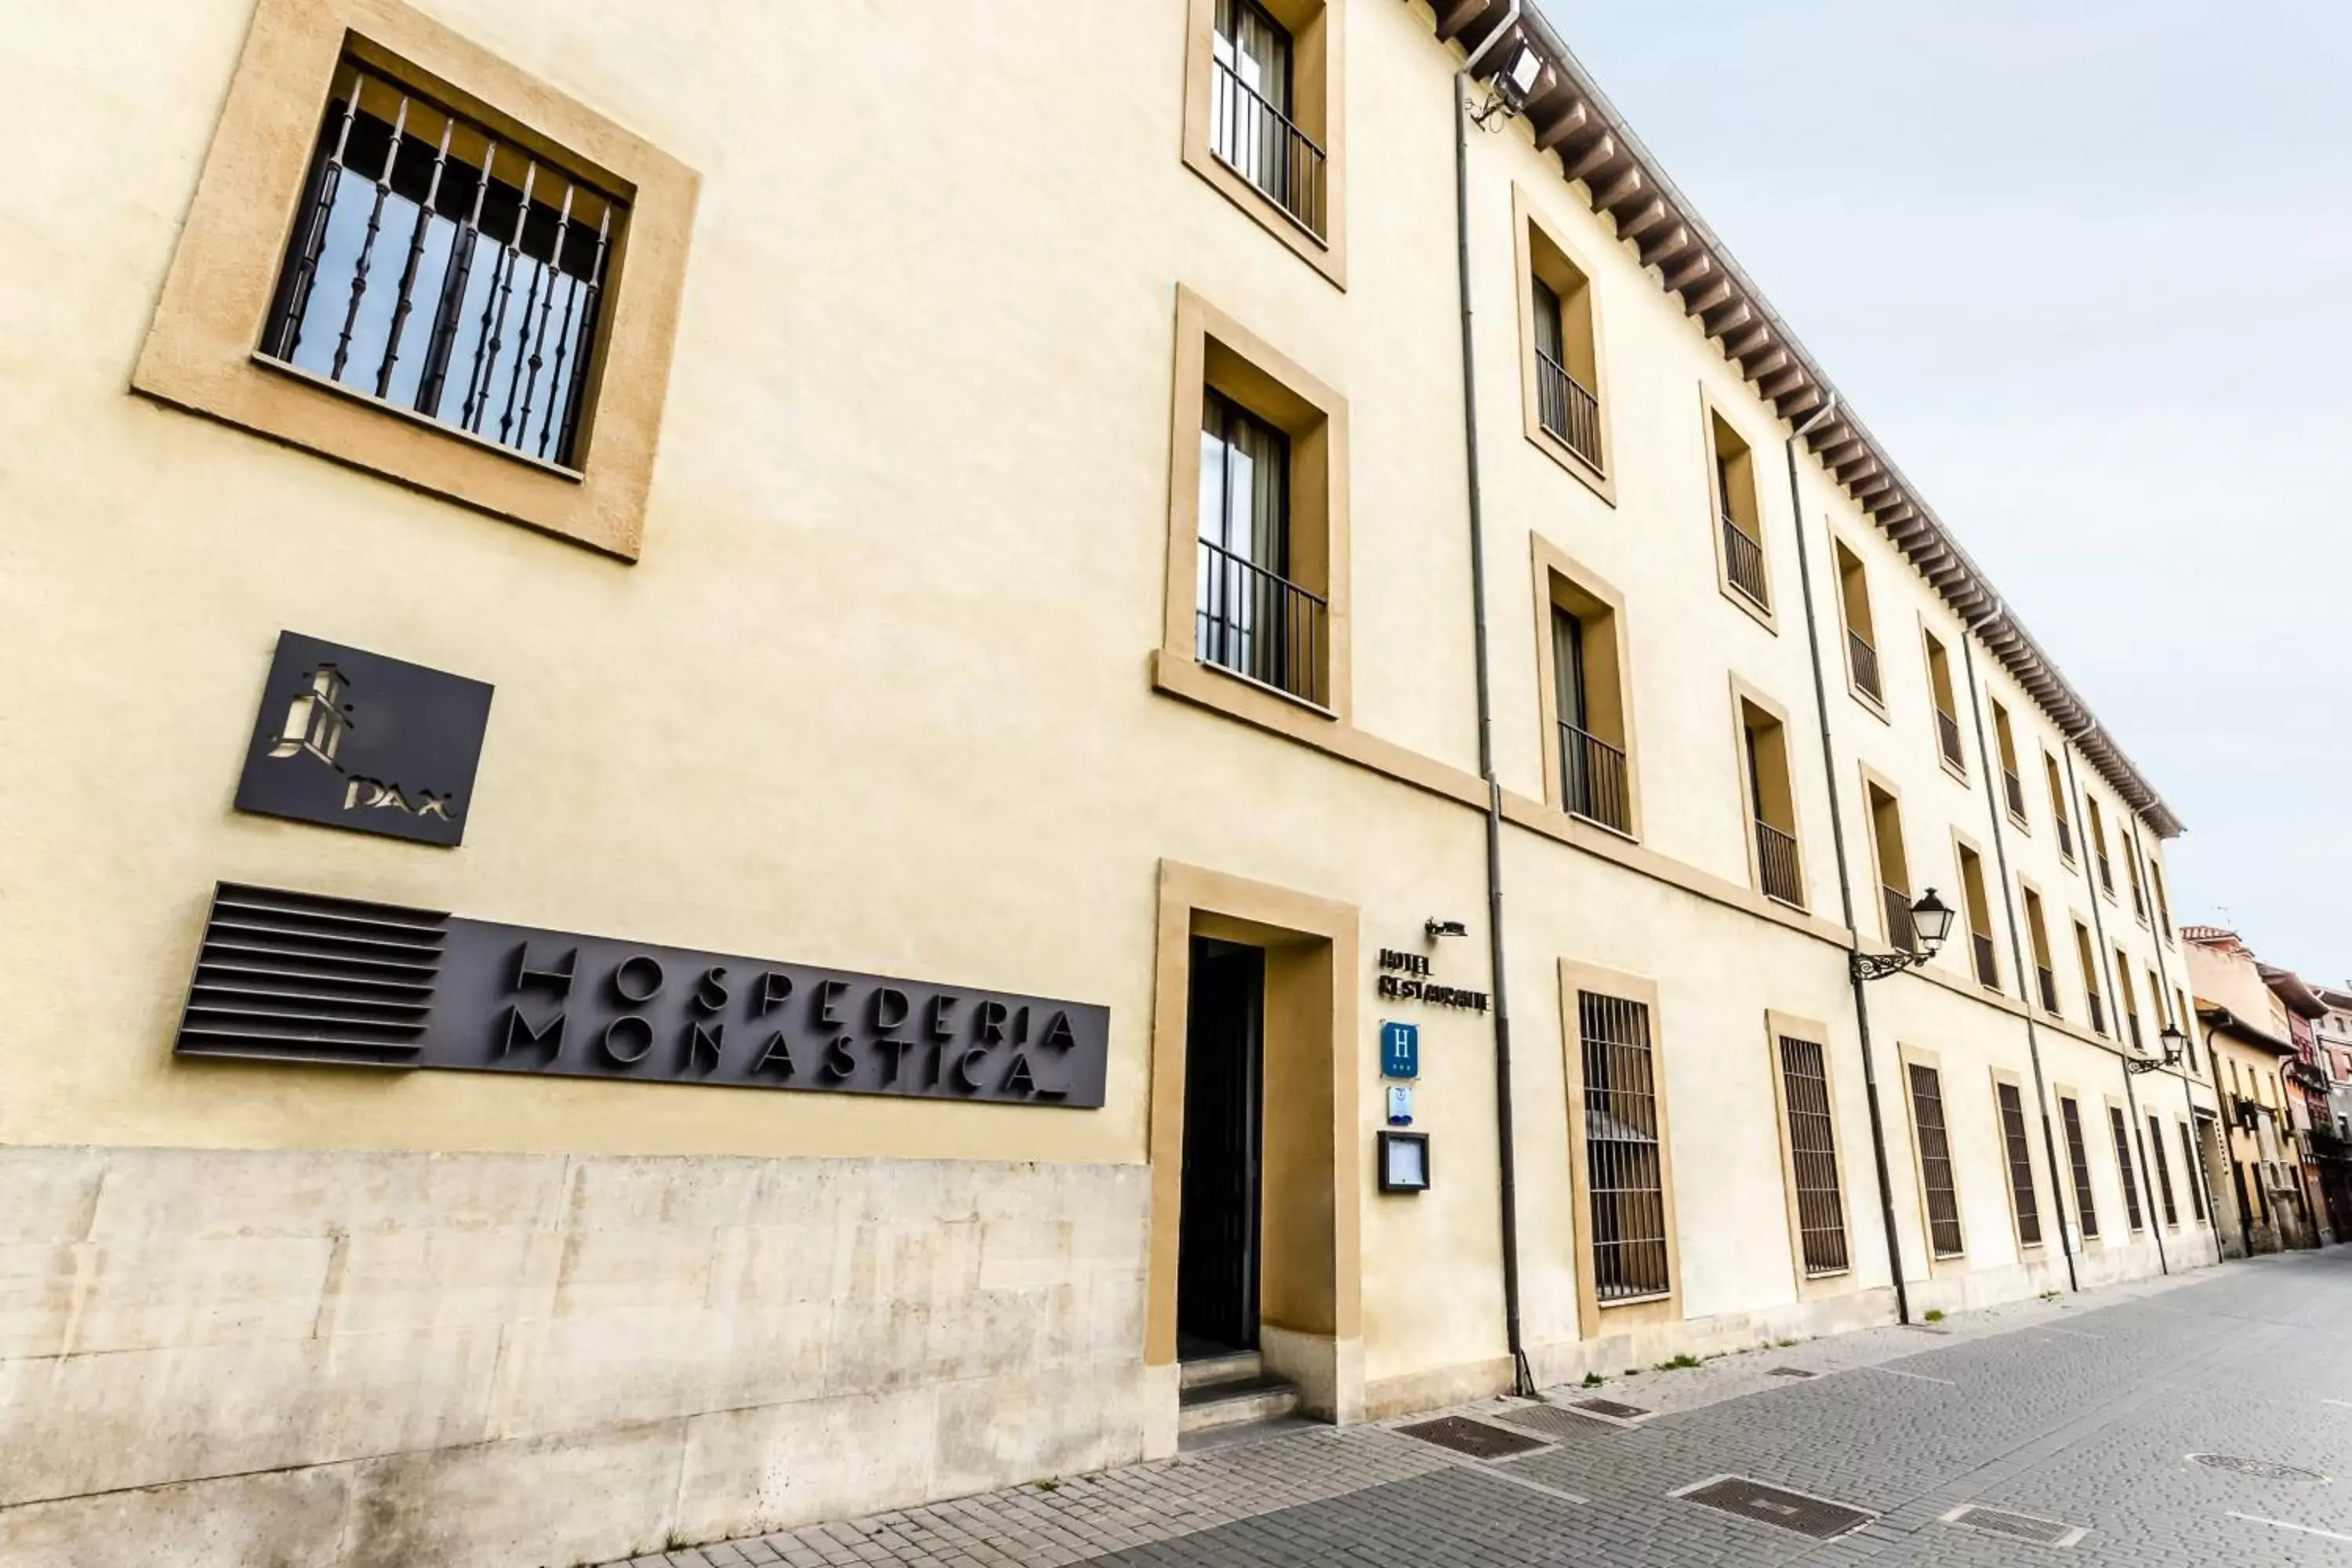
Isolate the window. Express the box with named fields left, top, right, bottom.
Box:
left=2125, top=848, right=2149, bottom=924
left=1957, top=842, right=1999, bottom=990
left=2024, top=886, right=2060, bottom=1015
left=1991, top=702, right=2028, bottom=828
left=1196, top=391, right=1323, bottom=704
left=2115, top=956, right=2142, bottom=1053
left=2177, top=989, right=2196, bottom=1069
left=2044, top=753, right=2076, bottom=862
left=1516, top=191, right=1608, bottom=485
left=1995, top=1080, right=2043, bottom=1249
left=263, top=61, right=622, bottom=469
left=2147, top=1115, right=2179, bottom=1226
left=1183, top=0, right=1342, bottom=281
left=1777, top=1033, right=1849, bottom=1276
left=1922, top=631, right=1965, bottom=775
left=2180, top=1123, right=2207, bottom=1221
left=1537, top=554, right=1636, bottom=837
left=1166, top=288, right=1348, bottom=718
left=2060, top=1096, right=2100, bottom=1241
left=2075, top=921, right=2106, bottom=1035
left=1708, top=413, right=1770, bottom=620
left=1865, top=779, right=1914, bottom=949
left=2151, top=861, right=2175, bottom=940
left=1577, top=991, right=1669, bottom=1301
left=129, top=0, right=695, bottom=557
left=1835, top=542, right=1882, bottom=709
left=1907, top=1062, right=1965, bottom=1258
left=2109, top=1105, right=2146, bottom=1232
left=1740, top=695, right=1802, bottom=908
left=2087, top=797, right=2115, bottom=897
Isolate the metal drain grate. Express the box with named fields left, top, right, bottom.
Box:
left=1569, top=1396, right=1651, bottom=1421
left=1396, top=1416, right=1548, bottom=1460
left=1942, top=1504, right=2085, bottom=1547
left=1767, top=1367, right=1818, bottom=1378
left=1673, top=1475, right=1874, bottom=1540
left=2190, top=1453, right=2328, bottom=1483
left=1495, top=1403, right=1618, bottom=1441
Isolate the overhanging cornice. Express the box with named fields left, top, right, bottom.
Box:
left=1434, top=1, right=2184, bottom=837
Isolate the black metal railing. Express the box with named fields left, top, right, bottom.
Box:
left=1936, top=709, right=1965, bottom=770
left=1196, top=538, right=1327, bottom=707
left=2038, top=964, right=2060, bottom=1014
left=1559, top=722, right=1631, bottom=834
left=2097, top=852, right=2115, bottom=894
left=1534, top=347, right=1603, bottom=470
left=2127, top=1012, right=2143, bottom=1052
left=1848, top=630, right=1882, bottom=702
left=2002, top=768, right=2027, bottom=823
left=1722, top=515, right=1769, bottom=608
left=2054, top=811, right=2075, bottom=861
left=1755, top=819, right=1802, bottom=906
left=2087, top=990, right=2107, bottom=1036
left=1882, top=884, right=1916, bottom=952
left=1972, top=931, right=1998, bottom=989
left=1208, top=55, right=1326, bottom=237
left=2131, top=880, right=2147, bottom=921
left=263, top=60, right=622, bottom=469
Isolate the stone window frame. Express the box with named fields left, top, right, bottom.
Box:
left=1700, top=393, right=1775, bottom=631
left=1559, top=958, right=1681, bottom=1339
left=2053, top=1084, right=2103, bottom=1254
left=1512, top=184, right=1614, bottom=503
left=1178, top=0, right=1347, bottom=288
left=1730, top=676, right=1805, bottom=911
left=129, top=0, right=695, bottom=561
left=1762, top=1010, right=1859, bottom=1301
left=1857, top=762, right=1914, bottom=953
left=1949, top=826, right=2002, bottom=996
left=1160, top=285, right=1353, bottom=724
left=1896, top=1042, right=1969, bottom=1274
left=1987, top=1065, right=2047, bottom=1261
left=1829, top=532, right=1889, bottom=725
left=1918, top=615, right=1969, bottom=786
left=1530, top=537, right=1644, bottom=841
left=2104, top=1094, right=2148, bottom=1235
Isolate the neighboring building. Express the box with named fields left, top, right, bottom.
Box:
left=2185, top=930, right=2320, bottom=1253
left=0, top=2, right=2212, bottom=1562
left=2318, top=985, right=2352, bottom=1138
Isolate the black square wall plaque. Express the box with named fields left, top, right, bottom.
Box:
left=234, top=631, right=493, bottom=847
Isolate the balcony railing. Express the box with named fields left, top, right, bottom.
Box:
left=2087, top=991, right=2107, bottom=1036
left=2127, top=1012, right=2143, bottom=1052
left=1534, top=347, right=1603, bottom=470
left=1972, top=931, right=1998, bottom=989
left=2054, top=811, right=2075, bottom=861
left=2037, top=965, right=2060, bottom=1014
left=1722, top=515, right=1769, bottom=609
left=2130, top=881, right=2147, bottom=920
left=1196, top=537, right=1327, bottom=708
left=1848, top=630, right=1882, bottom=703
left=2097, top=852, right=2115, bottom=894
left=1936, top=709, right=1965, bottom=771
left=2002, top=768, right=2027, bottom=823
left=1209, top=55, right=1326, bottom=237
left=1755, top=818, right=1802, bottom=906
left=1882, top=884, right=1916, bottom=952
left=1559, top=722, right=1631, bottom=835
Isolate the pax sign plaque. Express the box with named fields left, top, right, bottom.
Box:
left=234, top=631, right=493, bottom=847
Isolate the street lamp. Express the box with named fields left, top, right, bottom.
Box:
left=1851, top=888, right=1955, bottom=982
left=2126, top=1020, right=2190, bottom=1075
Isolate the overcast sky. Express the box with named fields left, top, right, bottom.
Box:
left=1538, top=1, right=2352, bottom=983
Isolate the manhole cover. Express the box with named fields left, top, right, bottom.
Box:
left=1673, top=1475, right=1874, bottom=1540
left=1396, top=1416, right=1547, bottom=1460
left=1569, top=1396, right=1651, bottom=1421
left=1495, top=1403, right=1617, bottom=1440
left=1767, top=1367, right=1818, bottom=1379
left=2189, top=1453, right=2328, bottom=1483
left=1942, top=1504, right=2085, bottom=1547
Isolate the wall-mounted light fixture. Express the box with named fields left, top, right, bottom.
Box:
left=2126, top=1022, right=2190, bottom=1076
left=1850, top=889, right=1956, bottom=982
left=1470, top=37, right=1544, bottom=129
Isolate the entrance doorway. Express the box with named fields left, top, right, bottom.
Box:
left=1177, top=936, right=1263, bottom=1358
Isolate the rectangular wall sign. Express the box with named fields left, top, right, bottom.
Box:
left=172, top=882, right=1110, bottom=1108
left=234, top=631, right=494, bottom=847
left=1381, top=1021, right=1419, bottom=1079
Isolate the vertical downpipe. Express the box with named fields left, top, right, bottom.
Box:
left=1958, top=626, right=2078, bottom=1291
left=1451, top=5, right=1534, bottom=1399
left=1781, top=411, right=1912, bottom=1326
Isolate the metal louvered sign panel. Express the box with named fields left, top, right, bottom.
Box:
left=179, top=884, right=448, bottom=1065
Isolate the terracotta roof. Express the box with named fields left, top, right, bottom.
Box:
left=2198, top=1004, right=2297, bottom=1055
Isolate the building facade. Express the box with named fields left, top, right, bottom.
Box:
left=0, top=2, right=2213, bottom=1564
left=2184, top=929, right=2321, bottom=1254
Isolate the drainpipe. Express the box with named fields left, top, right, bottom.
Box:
left=2060, top=738, right=2168, bottom=1276
left=2129, top=816, right=2218, bottom=1258
left=1781, top=398, right=1912, bottom=1327
left=1958, top=622, right=2078, bottom=1293
left=1450, top=0, right=1535, bottom=1399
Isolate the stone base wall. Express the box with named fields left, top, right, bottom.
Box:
left=0, top=1145, right=1149, bottom=1568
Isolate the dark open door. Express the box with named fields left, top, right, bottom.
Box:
left=1178, top=937, right=1264, bottom=1356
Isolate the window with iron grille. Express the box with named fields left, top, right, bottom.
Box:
left=263, top=58, right=623, bottom=469
left=1196, top=390, right=1324, bottom=706
left=2147, top=1115, right=2178, bottom=1225
left=2060, top=1097, right=2099, bottom=1240
left=1579, top=992, right=1669, bottom=1301
left=2108, top=1105, right=2145, bottom=1231
left=1995, top=1082, right=2042, bottom=1247
left=1907, top=1063, right=1965, bottom=1257
left=1777, top=1036, right=1848, bottom=1276
left=2180, top=1122, right=2207, bottom=1221
left=1207, top=0, right=1324, bottom=235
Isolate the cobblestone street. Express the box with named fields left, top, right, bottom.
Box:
left=599, top=1251, right=2352, bottom=1568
